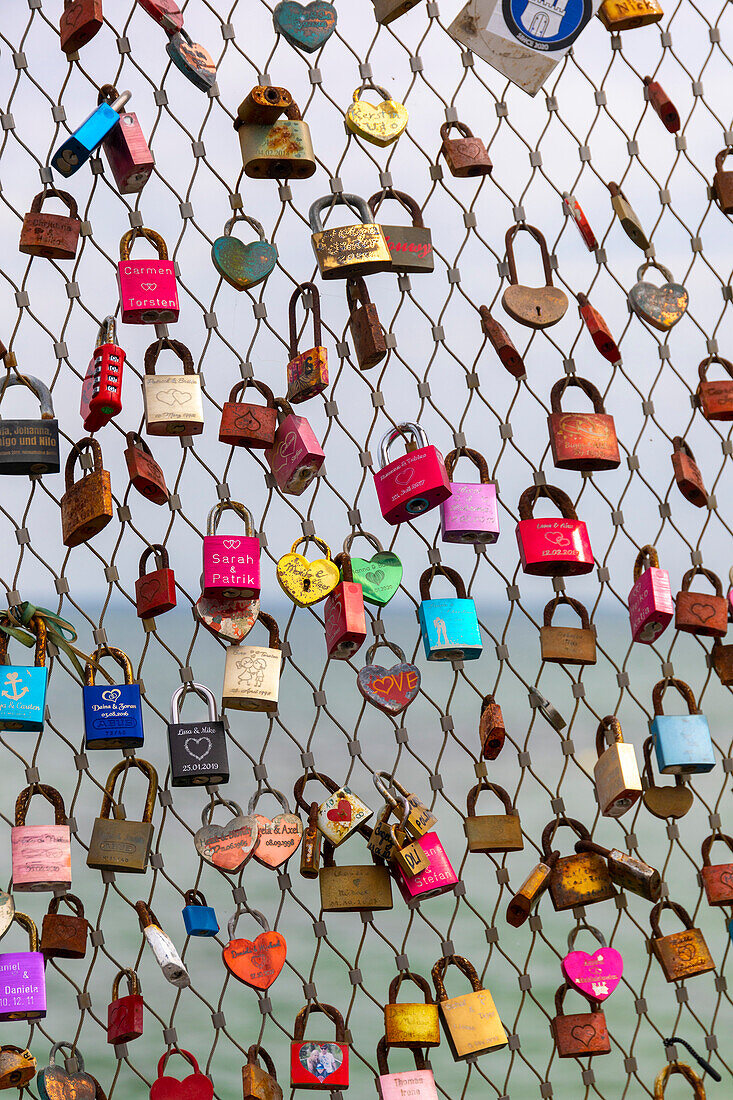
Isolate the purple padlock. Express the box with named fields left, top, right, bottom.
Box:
left=0, top=912, right=46, bottom=1020
left=440, top=448, right=499, bottom=544
left=265, top=398, right=324, bottom=496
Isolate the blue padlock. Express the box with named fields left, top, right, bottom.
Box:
left=650, top=677, right=715, bottom=775
left=0, top=615, right=48, bottom=732
left=51, top=91, right=130, bottom=178
left=83, top=645, right=144, bottom=749
left=182, top=889, right=219, bottom=937
left=418, top=565, right=482, bottom=662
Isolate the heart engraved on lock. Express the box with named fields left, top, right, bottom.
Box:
left=194, top=801, right=259, bottom=872
left=358, top=640, right=421, bottom=714
left=184, top=737, right=212, bottom=761
left=276, top=536, right=340, bottom=607
left=156, top=388, right=192, bottom=406
left=273, top=0, right=337, bottom=51
left=247, top=789, right=303, bottom=868
left=343, top=534, right=402, bottom=606
left=569, top=1024, right=597, bottom=1047
left=628, top=260, right=688, bottom=330
left=346, top=85, right=408, bottom=147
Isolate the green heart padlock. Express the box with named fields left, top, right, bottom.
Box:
left=343, top=531, right=402, bottom=606
left=272, top=0, right=337, bottom=52
left=211, top=214, right=278, bottom=291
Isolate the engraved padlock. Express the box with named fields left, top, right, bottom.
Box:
left=439, top=121, right=492, bottom=177
left=98, top=83, right=155, bottom=193
left=211, top=214, right=278, bottom=291
left=502, top=223, right=568, bottom=330
left=0, top=614, right=47, bottom=732
left=700, top=833, right=733, bottom=907
left=323, top=552, right=367, bottom=660
left=649, top=900, right=715, bottom=982
left=464, top=781, right=523, bottom=853
left=12, top=784, right=71, bottom=892
left=515, top=483, right=593, bottom=576
left=19, top=189, right=80, bottom=260
left=219, top=378, right=278, bottom=449
left=40, top=894, right=88, bottom=959
left=136, top=544, right=176, bottom=619
left=124, top=432, right=168, bottom=505
left=440, top=447, right=499, bottom=544
left=593, top=715, right=642, bottom=818
left=431, top=955, right=507, bottom=1060
left=236, top=87, right=315, bottom=179
left=374, top=422, right=450, bottom=525
left=368, top=189, right=433, bottom=273
left=265, top=398, right=325, bottom=495
left=418, top=564, right=482, bottom=661
left=60, top=437, right=113, bottom=548
left=0, top=372, right=59, bottom=475
left=0, top=913, right=46, bottom=1020
left=168, top=682, right=229, bottom=787
left=550, top=983, right=610, bottom=1058
left=597, top=0, right=663, bottom=29
left=309, top=192, right=391, bottom=279
left=574, top=838, right=661, bottom=901
left=287, top=282, right=328, bottom=403
left=87, top=758, right=158, bottom=873
left=539, top=594, right=596, bottom=666
left=345, top=84, right=408, bottom=147
left=83, top=645, right=144, bottom=749
left=628, top=544, right=673, bottom=644
left=675, top=566, right=727, bottom=637
left=59, top=0, right=103, bottom=53
left=384, top=971, right=440, bottom=1048
left=319, top=839, right=393, bottom=912
left=117, top=227, right=179, bottom=325
left=203, top=500, right=260, bottom=599
left=222, top=611, right=282, bottom=712
left=143, top=339, right=203, bottom=436
left=547, top=376, right=620, bottom=471
left=697, top=354, right=733, bottom=420
left=376, top=1039, right=438, bottom=1100
left=541, top=817, right=615, bottom=911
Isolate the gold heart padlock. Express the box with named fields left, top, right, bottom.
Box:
left=628, top=260, right=689, bottom=331
left=276, top=536, right=340, bottom=607
left=345, top=84, right=408, bottom=148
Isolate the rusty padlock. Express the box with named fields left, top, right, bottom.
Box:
left=697, top=354, right=733, bottom=420
left=675, top=567, right=727, bottom=637
left=439, top=121, right=492, bottom=177
left=219, top=379, right=277, bottom=449
left=61, top=437, right=113, bottom=547
left=711, top=636, right=733, bottom=686
left=124, top=431, right=168, bottom=505
left=671, top=437, right=706, bottom=507
left=286, top=282, right=328, bottom=404
left=712, top=147, right=733, bottom=214
left=242, top=1045, right=282, bottom=1100
left=700, top=833, right=733, bottom=907
left=539, top=594, right=596, bottom=666
left=59, top=0, right=103, bottom=52
left=19, top=189, right=80, bottom=260
left=550, top=983, right=610, bottom=1058
left=347, top=277, right=387, bottom=370
left=547, top=376, right=619, bottom=471
left=479, top=694, right=505, bottom=760
left=577, top=293, right=621, bottom=364
left=505, top=850, right=560, bottom=927
left=502, top=223, right=568, bottom=330
left=479, top=307, right=525, bottom=378
left=541, top=817, right=615, bottom=911
left=40, top=894, right=88, bottom=959
left=649, top=900, right=715, bottom=982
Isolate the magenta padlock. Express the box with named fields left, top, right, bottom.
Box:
left=99, top=84, right=154, bottom=194
left=202, top=501, right=260, bottom=599
left=440, top=447, right=499, bottom=545
left=515, top=484, right=594, bottom=576
left=265, top=398, right=324, bottom=496
left=117, top=227, right=179, bottom=325
left=0, top=912, right=46, bottom=1020
left=377, top=1039, right=438, bottom=1100
left=628, top=545, right=673, bottom=644
left=374, top=423, right=451, bottom=526
left=393, top=831, right=458, bottom=902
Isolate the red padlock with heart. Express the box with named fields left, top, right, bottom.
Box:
left=222, top=910, right=287, bottom=990
left=150, top=1048, right=213, bottom=1100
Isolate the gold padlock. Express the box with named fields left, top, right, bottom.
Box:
left=431, top=955, right=507, bottom=1060
left=319, top=838, right=393, bottom=912
left=649, top=900, right=715, bottom=982
left=87, top=758, right=158, bottom=874
left=0, top=1047, right=36, bottom=1090
left=642, top=736, right=693, bottom=820
left=235, top=87, right=316, bottom=180
left=276, top=536, right=340, bottom=607
left=345, top=84, right=408, bottom=148
left=384, top=970, right=440, bottom=1048
left=541, top=817, right=615, bottom=911
left=597, top=0, right=663, bottom=30
left=60, top=437, right=113, bottom=548
left=388, top=796, right=429, bottom=877
left=299, top=802, right=322, bottom=879
left=309, top=193, right=391, bottom=280
left=574, top=838, right=661, bottom=901
left=242, top=1045, right=283, bottom=1100
left=608, top=181, right=650, bottom=250
left=539, top=594, right=596, bottom=666
left=593, top=715, right=642, bottom=818
left=505, top=850, right=559, bottom=927
left=375, top=771, right=437, bottom=838
left=222, top=611, right=282, bottom=712
left=367, top=804, right=404, bottom=863
left=464, top=781, right=523, bottom=854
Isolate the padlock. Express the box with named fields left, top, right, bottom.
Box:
left=0, top=373, right=59, bottom=475
left=203, top=500, right=260, bottom=599
left=439, top=121, right=492, bottom=177
left=541, top=817, right=615, bottom=911
left=418, top=565, right=482, bottom=661
left=464, top=781, right=523, bottom=854
left=675, top=567, right=727, bottom=637
left=649, top=900, right=715, bottom=982
left=700, top=833, right=733, bottom=907
left=440, top=448, right=499, bottom=544
left=384, top=971, right=440, bottom=1048
left=61, top=436, right=113, bottom=547
left=79, top=316, right=125, bottom=433
left=194, top=588, right=259, bottom=645
left=182, top=890, right=219, bottom=938
left=373, top=0, right=419, bottom=22
left=577, top=293, right=621, bottom=363
left=343, top=532, right=402, bottom=606
left=136, top=900, right=188, bottom=987
left=247, top=788, right=303, bottom=869
left=165, top=29, right=217, bottom=91
left=12, top=784, right=71, bottom=892
left=266, top=398, right=325, bottom=495
left=83, top=645, right=143, bottom=749
left=650, top=677, right=715, bottom=775
left=124, top=432, right=168, bottom=505
left=641, top=736, right=693, bottom=820
left=151, top=1048, right=211, bottom=1100
left=505, top=851, right=560, bottom=927
left=367, top=803, right=406, bottom=864
left=561, top=924, right=623, bottom=1003
left=243, top=1046, right=282, bottom=1100
left=40, top=894, right=88, bottom=959
left=220, top=378, right=278, bottom=449
left=222, top=611, right=282, bottom=712
left=628, top=544, right=674, bottom=644
left=643, top=76, right=680, bottom=132
left=377, top=798, right=428, bottom=879
left=273, top=0, right=336, bottom=50
left=309, top=192, right=391, bottom=279
left=107, top=968, right=143, bottom=1045
left=368, top=189, right=433, bottom=273
left=136, top=544, right=176, bottom=620
left=117, top=227, right=179, bottom=325
left=550, top=983, right=610, bottom=1058
left=290, top=1003, right=350, bottom=1090
left=539, top=595, right=596, bottom=665
left=346, top=277, right=387, bottom=370
left=392, top=830, right=458, bottom=903
left=431, top=955, right=507, bottom=1060
left=607, top=181, right=650, bottom=249
left=375, top=423, right=450, bottom=525
left=671, top=437, right=706, bottom=507
left=59, top=0, right=103, bottom=52
left=143, top=339, right=203, bottom=436
left=87, top=758, right=158, bottom=873
left=300, top=802, right=322, bottom=879
left=51, top=90, right=131, bottom=177
left=323, top=553, right=366, bottom=660
left=211, top=214, right=278, bottom=291
left=0, top=912, right=46, bottom=1020
left=0, top=1046, right=36, bottom=1089
left=515, top=483, right=594, bottom=576
left=597, top=0, right=663, bottom=29
left=711, top=637, right=733, bottom=686
left=629, top=260, right=689, bottom=330
left=479, top=694, right=505, bottom=760
left=37, top=1043, right=99, bottom=1100
left=236, top=88, right=315, bottom=179
left=358, top=640, right=421, bottom=715
left=98, top=83, right=155, bottom=193
left=235, top=84, right=295, bottom=125
left=287, top=282, right=328, bottom=403
left=697, top=353, right=733, bottom=420
left=547, top=376, right=620, bottom=471
left=562, top=192, right=598, bottom=251
left=194, top=800, right=259, bottom=873
left=168, top=682, right=229, bottom=786
left=502, top=222, right=568, bottom=329
left=712, top=147, right=733, bottom=214
left=593, top=715, right=642, bottom=818
left=293, top=772, right=373, bottom=847
left=376, top=1039, right=437, bottom=1100
left=137, top=0, right=184, bottom=30
left=479, top=307, right=525, bottom=378
left=376, top=772, right=437, bottom=839
left=346, top=85, right=408, bottom=147
left=654, top=1061, right=707, bottom=1099
left=573, top=838, right=661, bottom=901
left=0, top=615, right=47, bottom=732
left=277, top=536, right=340, bottom=607
left=319, top=840, right=393, bottom=912
left=19, top=189, right=81, bottom=259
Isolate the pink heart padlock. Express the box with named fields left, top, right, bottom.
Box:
left=561, top=924, right=623, bottom=1003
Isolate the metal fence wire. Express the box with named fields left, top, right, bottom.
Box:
left=1, top=0, right=733, bottom=1097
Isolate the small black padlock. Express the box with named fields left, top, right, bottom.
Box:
left=167, top=682, right=229, bottom=787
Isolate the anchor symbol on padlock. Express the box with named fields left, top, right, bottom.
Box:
left=2, top=672, right=29, bottom=702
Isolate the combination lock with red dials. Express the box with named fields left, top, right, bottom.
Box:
left=80, top=316, right=125, bottom=432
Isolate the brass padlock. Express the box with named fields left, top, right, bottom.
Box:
left=235, top=87, right=315, bottom=179
left=87, top=758, right=158, bottom=874
left=60, top=437, right=113, bottom=548
left=309, top=193, right=391, bottom=279
left=478, top=694, right=506, bottom=760
left=372, top=0, right=419, bottom=23
left=375, top=771, right=437, bottom=838
left=642, top=736, right=693, bottom=820
left=367, top=804, right=403, bottom=863
left=464, top=781, right=523, bottom=854
left=502, top=223, right=568, bottom=330
left=143, top=338, right=203, bottom=436
left=607, top=181, right=650, bottom=250
left=384, top=970, right=440, bottom=1048
left=299, top=802, right=321, bottom=879
left=368, top=189, right=433, bottom=274
left=431, top=955, right=507, bottom=1060
left=287, top=282, right=328, bottom=404
left=597, top=0, right=663, bottom=31
left=439, top=121, right=492, bottom=178
left=593, top=715, right=642, bottom=818
left=541, top=817, right=615, bottom=911
left=712, top=147, right=733, bottom=215
left=319, top=839, right=393, bottom=912
left=0, top=1047, right=36, bottom=1090
left=654, top=1061, right=706, bottom=1099
left=539, top=594, right=596, bottom=666
left=347, top=277, right=387, bottom=370
left=386, top=796, right=429, bottom=878
left=346, top=85, right=408, bottom=147
left=649, top=900, right=715, bottom=982
left=574, top=838, right=661, bottom=901
left=505, top=850, right=560, bottom=927
left=243, top=1045, right=282, bottom=1100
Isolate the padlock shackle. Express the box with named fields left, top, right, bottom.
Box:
left=206, top=500, right=255, bottom=537
left=100, top=758, right=158, bottom=823
left=573, top=839, right=610, bottom=859
left=566, top=922, right=607, bottom=951
left=540, top=816, right=591, bottom=858
left=139, top=543, right=170, bottom=578
left=94, top=316, right=118, bottom=349
left=431, top=954, right=482, bottom=1001
left=0, top=613, right=47, bottom=668
left=700, top=831, right=733, bottom=865
left=595, top=715, right=624, bottom=758
left=517, top=483, right=577, bottom=521
left=49, top=1042, right=85, bottom=1070
left=119, top=226, right=168, bottom=261
left=293, top=1001, right=346, bottom=1041
left=651, top=677, right=699, bottom=716
left=672, top=436, right=697, bottom=463
left=111, top=966, right=140, bottom=1000
left=654, top=1061, right=706, bottom=1099
left=698, top=353, right=733, bottom=382
left=292, top=771, right=340, bottom=814
left=246, top=1045, right=277, bottom=1080
left=227, top=907, right=269, bottom=940
left=222, top=213, right=267, bottom=243
left=504, top=222, right=555, bottom=287
left=378, top=423, right=428, bottom=468
left=387, top=970, right=434, bottom=1006
left=125, top=430, right=153, bottom=455
left=466, top=780, right=514, bottom=817
left=247, top=786, right=291, bottom=816
left=542, top=594, right=590, bottom=630
left=345, top=275, right=374, bottom=311
left=309, top=193, right=374, bottom=233
left=342, top=530, right=384, bottom=555
left=84, top=644, right=135, bottom=687
left=144, top=338, right=195, bottom=377
left=440, top=120, right=474, bottom=141
left=226, top=378, right=275, bottom=406
left=363, top=639, right=408, bottom=665
left=443, top=447, right=490, bottom=484
left=418, top=564, right=467, bottom=601
left=184, top=888, right=209, bottom=907
left=156, top=1048, right=202, bottom=1080
left=272, top=396, right=294, bottom=425
left=28, top=186, right=79, bottom=219
left=333, top=551, right=353, bottom=583
left=633, top=543, right=660, bottom=579
left=14, top=783, right=66, bottom=826
left=288, top=281, right=321, bottom=359
left=553, top=981, right=601, bottom=1015
left=248, top=610, right=280, bottom=651
left=376, top=1037, right=426, bottom=1075
left=135, top=899, right=162, bottom=931
left=11, top=912, right=39, bottom=952
left=367, top=188, right=424, bottom=228
left=0, top=372, right=55, bottom=419
left=679, top=566, right=723, bottom=598
left=200, top=799, right=245, bottom=828
left=170, top=682, right=217, bottom=725
left=65, top=436, right=104, bottom=493
left=47, top=892, right=84, bottom=918
left=549, top=375, right=606, bottom=415
left=635, top=259, right=675, bottom=284
left=288, top=535, right=331, bottom=561
left=649, top=899, right=694, bottom=938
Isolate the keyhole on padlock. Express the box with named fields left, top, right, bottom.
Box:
left=303, top=577, right=311, bottom=591
left=536, top=305, right=542, bottom=318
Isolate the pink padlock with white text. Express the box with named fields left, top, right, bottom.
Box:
left=394, top=831, right=458, bottom=902
left=628, top=544, right=673, bottom=644
left=377, top=1038, right=438, bottom=1100
left=266, top=399, right=324, bottom=496
left=440, top=447, right=499, bottom=544
left=117, top=227, right=179, bottom=325
left=515, top=484, right=593, bottom=576
left=202, top=501, right=260, bottom=600
left=374, top=423, right=451, bottom=526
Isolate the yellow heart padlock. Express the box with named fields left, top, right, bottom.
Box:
left=345, top=84, right=408, bottom=148
left=276, top=536, right=340, bottom=607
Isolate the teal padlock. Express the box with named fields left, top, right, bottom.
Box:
left=38, top=1043, right=96, bottom=1100
left=417, top=565, right=482, bottom=662
left=650, top=677, right=715, bottom=775
left=211, top=214, right=278, bottom=291
left=0, top=616, right=48, bottom=732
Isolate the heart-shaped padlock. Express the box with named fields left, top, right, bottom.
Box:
left=276, top=536, right=340, bottom=607
left=247, top=789, right=303, bottom=868
left=343, top=532, right=402, bottom=606
left=561, top=925, right=623, bottom=1003
left=502, top=222, right=568, bottom=329
left=212, top=215, right=278, bottom=291
left=165, top=30, right=217, bottom=92
left=272, top=0, right=337, bottom=51
left=642, top=737, right=693, bottom=820
left=194, top=801, right=259, bottom=873
left=222, top=911, right=287, bottom=990
left=194, top=578, right=259, bottom=643
left=357, top=640, right=421, bottom=714
left=345, top=84, right=408, bottom=147
left=149, top=1047, right=213, bottom=1100
left=37, top=1044, right=97, bottom=1100
left=628, top=260, right=689, bottom=331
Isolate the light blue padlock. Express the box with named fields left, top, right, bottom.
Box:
left=650, top=677, right=715, bottom=775
left=0, top=616, right=48, bottom=732
left=51, top=91, right=130, bottom=178
left=418, top=565, right=482, bottom=662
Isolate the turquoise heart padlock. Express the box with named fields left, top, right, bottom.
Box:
left=38, top=1043, right=97, bottom=1100
left=628, top=260, right=688, bottom=331
left=211, top=215, right=278, bottom=291
left=166, top=29, right=217, bottom=92
left=273, top=0, right=337, bottom=52
left=343, top=531, right=402, bottom=607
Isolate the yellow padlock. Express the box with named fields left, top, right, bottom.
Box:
left=276, top=536, right=340, bottom=607
left=345, top=84, right=408, bottom=148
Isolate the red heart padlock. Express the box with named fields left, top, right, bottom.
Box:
left=222, top=912, right=287, bottom=990
left=149, top=1048, right=213, bottom=1100
left=326, top=799, right=351, bottom=823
